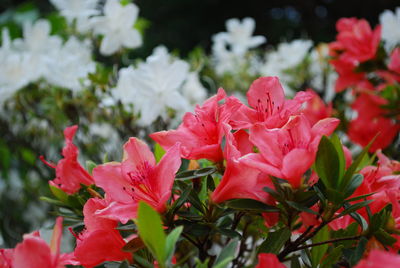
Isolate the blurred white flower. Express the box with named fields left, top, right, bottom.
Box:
left=181, top=72, right=207, bottom=105
left=92, top=0, right=142, bottom=55
left=0, top=29, right=36, bottom=103
left=50, top=0, right=100, bottom=33
left=215, top=17, right=266, bottom=56
left=260, top=39, right=313, bottom=95
left=212, top=17, right=266, bottom=75
left=114, top=46, right=196, bottom=126
left=44, top=37, right=95, bottom=92
left=309, top=44, right=337, bottom=102
left=380, top=8, right=400, bottom=52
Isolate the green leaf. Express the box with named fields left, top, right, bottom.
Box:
left=133, top=255, right=154, bottom=268
left=171, top=185, right=192, bottom=213
left=349, top=237, right=367, bottom=266
left=136, top=202, right=166, bottom=266
left=311, top=226, right=329, bottom=267
left=374, top=228, right=397, bottom=246
left=40, top=196, right=68, bottom=207
left=315, top=136, right=340, bottom=188
left=195, top=258, right=209, bottom=268
left=340, top=137, right=374, bottom=190
left=213, top=238, right=238, bottom=268
left=165, top=226, right=183, bottom=263
left=320, top=245, right=343, bottom=268
left=225, top=199, right=279, bottom=212
left=338, top=200, right=374, bottom=217
left=330, top=134, right=346, bottom=182
left=258, top=228, right=291, bottom=254
left=290, top=256, right=301, bottom=268
left=175, top=167, right=216, bottom=180
left=349, top=212, right=368, bottom=231
left=286, top=201, right=318, bottom=215
left=154, top=143, right=166, bottom=163
left=345, top=192, right=375, bottom=203
left=343, top=174, right=364, bottom=198
left=85, top=160, right=97, bottom=175
left=49, top=184, right=69, bottom=203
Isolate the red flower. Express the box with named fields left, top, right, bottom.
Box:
left=355, top=250, right=400, bottom=268
left=93, top=138, right=181, bottom=223
left=151, top=89, right=241, bottom=162
left=335, top=18, right=381, bottom=63
left=230, top=76, right=312, bottom=129
left=211, top=124, right=273, bottom=204
left=329, top=58, right=366, bottom=92
left=41, top=125, right=93, bottom=194
left=74, top=198, right=132, bottom=268
left=11, top=217, right=78, bottom=268
left=348, top=93, right=400, bottom=152
left=301, top=89, right=333, bottom=126
left=256, top=253, right=285, bottom=268
left=242, top=115, right=339, bottom=188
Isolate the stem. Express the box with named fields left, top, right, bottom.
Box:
left=295, top=236, right=361, bottom=251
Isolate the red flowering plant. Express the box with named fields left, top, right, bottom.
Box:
left=328, top=17, right=400, bottom=154
left=2, top=75, right=399, bottom=268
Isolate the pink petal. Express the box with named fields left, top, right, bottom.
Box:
left=13, top=235, right=52, bottom=268
left=247, top=77, right=285, bottom=111
left=240, top=153, right=283, bottom=179
left=95, top=201, right=137, bottom=224
left=93, top=162, right=132, bottom=204
left=151, top=142, right=181, bottom=203
left=49, top=217, right=63, bottom=257
left=83, top=198, right=117, bottom=230
left=281, top=148, right=314, bottom=188
left=310, top=118, right=340, bottom=151
left=249, top=124, right=283, bottom=167
left=122, top=138, right=156, bottom=169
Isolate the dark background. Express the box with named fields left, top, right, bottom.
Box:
left=1, top=0, right=399, bottom=56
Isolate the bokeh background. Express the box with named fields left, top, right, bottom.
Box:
left=2, top=0, right=399, bottom=56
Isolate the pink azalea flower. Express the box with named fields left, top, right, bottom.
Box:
left=242, top=115, right=339, bottom=188
left=211, top=124, right=273, bottom=204
left=41, top=125, right=93, bottom=194
left=150, top=88, right=241, bottom=162
left=348, top=93, right=400, bottom=152
left=229, top=76, right=312, bottom=129
left=301, top=89, right=333, bottom=126
left=93, top=138, right=181, bottom=223
left=335, top=18, right=381, bottom=63
left=256, top=253, right=285, bottom=268
left=329, top=57, right=366, bottom=92
left=74, top=198, right=132, bottom=268
left=354, top=249, right=400, bottom=268
left=9, top=217, right=78, bottom=268
left=0, top=249, right=13, bottom=268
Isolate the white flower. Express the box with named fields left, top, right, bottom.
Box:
left=50, top=0, right=99, bottom=32
left=211, top=17, right=266, bottom=75
left=216, top=17, right=266, bottom=56
left=260, top=39, right=313, bottom=95
left=13, top=19, right=63, bottom=80
left=114, top=46, right=194, bottom=126
left=181, top=72, right=207, bottom=105
left=0, top=29, right=36, bottom=103
left=380, top=8, right=400, bottom=52
left=44, top=37, right=95, bottom=92
left=92, top=0, right=142, bottom=55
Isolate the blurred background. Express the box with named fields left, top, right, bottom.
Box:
left=2, top=0, right=399, bottom=56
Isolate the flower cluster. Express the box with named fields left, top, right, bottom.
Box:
left=2, top=75, right=399, bottom=267
left=328, top=15, right=400, bottom=152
